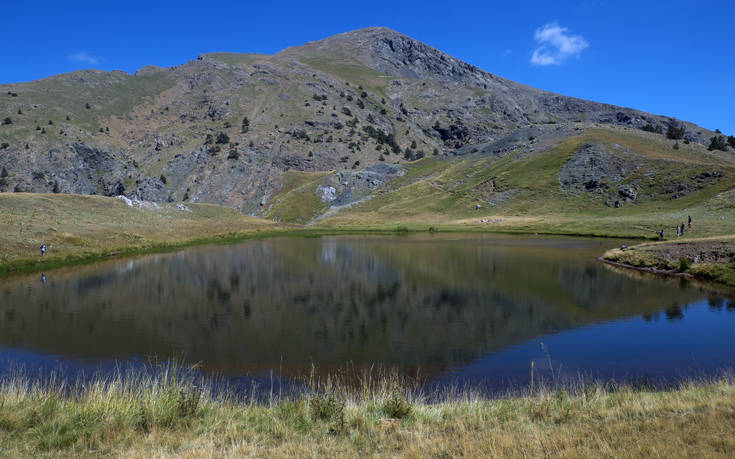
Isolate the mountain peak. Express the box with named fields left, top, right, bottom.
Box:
left=280, top=27, right=487, bottom=83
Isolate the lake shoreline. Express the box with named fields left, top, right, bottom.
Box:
left=0, top=223, right=650, bottom=278
left=601, top=236, right=735, bottom=290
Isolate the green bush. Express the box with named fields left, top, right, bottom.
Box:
left=678, top=257, right=692, bottom=272
left=708, top=135, right=728, bottom=151
left=215, top=132, right=230, bottom=144
left=309, top=394, right=344, bottom=422
left=382, top=390, right=411, bottom=419
left=666, top=125, right=685, bottom=140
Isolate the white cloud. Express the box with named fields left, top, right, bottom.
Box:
left=67, top=52, right=101, bottom=65
left=530, top=23, right=588, bottom=66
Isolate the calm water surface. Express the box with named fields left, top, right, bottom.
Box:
left=1, top=234, right=733, bottom=391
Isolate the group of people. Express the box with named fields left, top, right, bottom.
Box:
left=659, top=215, right=692, bottom=240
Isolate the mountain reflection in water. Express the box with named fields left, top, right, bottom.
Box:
left=0, top=234, right=729, bottom=385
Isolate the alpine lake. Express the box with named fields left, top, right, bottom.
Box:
left=1, top=233, right=734, bottom=394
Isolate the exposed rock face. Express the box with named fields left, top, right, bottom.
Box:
left=323, top=163, right=404, bottom=208
left=559, top=143, right=630, bottom=193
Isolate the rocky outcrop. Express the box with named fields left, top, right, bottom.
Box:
left=559, top=143, right=631, bottom=194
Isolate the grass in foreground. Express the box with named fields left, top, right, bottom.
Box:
left=603, top=235, right=735, bottom=288
left=1, top=366, right=734, bottom=457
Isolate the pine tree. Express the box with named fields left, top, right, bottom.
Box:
left=708, top=135, right=728, bottom=151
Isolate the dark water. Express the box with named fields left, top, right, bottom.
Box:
left=1, top=234, right=733, bottom=392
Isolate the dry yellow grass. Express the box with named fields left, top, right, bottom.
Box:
left=1, top=367, right=734, bottom=457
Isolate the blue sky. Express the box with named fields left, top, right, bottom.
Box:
left=2, top=0, right=733, bottom=134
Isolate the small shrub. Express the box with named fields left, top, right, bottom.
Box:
left=666, top=125, right=686, bottom=140
left=175, top=388, right=201, bottom=419
left=641, top=124, right=661, bottom=134
left=309, top=394, right=344, bottom=423
left=2, top=117, right=11, bottom=125
left=85, top=103, right=91, bottom=109
left=678, top=257, right=692, bottom=272
left=215, top=132, right=230, bottom=144
left=708, top=135, right=728, bottom=151
left=159, top=174, right=167, bottom=184
left=0, top=143, right=8, bottom=149
left=52, top=181, right=60, bottom=193
left=382, top=390, right=411, bottom=419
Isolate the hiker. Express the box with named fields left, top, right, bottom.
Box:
left=688, top=215, right=692, bottom=228
left=680, top=223, right=685, bottom=237
left=41, top=274, right=46, bottom=284
left=659, top=229, right=665, bottom=240
left=40, top=244, right=46, bottom=257
left=676, top=225, right=680, bottom=238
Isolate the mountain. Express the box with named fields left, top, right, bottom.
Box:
left=0, top=27, right=733, bottom=224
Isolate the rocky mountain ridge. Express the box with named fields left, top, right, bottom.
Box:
left=0, top=27, right=725, bottom=221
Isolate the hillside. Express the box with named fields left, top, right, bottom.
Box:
left=1, top=27, right=733, bottom=226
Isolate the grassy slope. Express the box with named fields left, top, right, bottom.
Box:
left=312, top=126, right=735, bottom=237
left=1, top=368, right=734, bottom=457
left=0, top=193, right=279, bottom=274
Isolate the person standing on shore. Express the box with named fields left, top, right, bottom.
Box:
left=688, top=215, right=692, bottom=228
left=676, top=225, right=680, bottom=238
left=40, top=244, right=46, bottom=257
left=680, top=223, right=685, bottom=237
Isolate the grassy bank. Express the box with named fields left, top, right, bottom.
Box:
left=0, top=193, right=289, bottom=275
left=0, top=366, right=734, bottom=457
left=603, top=235, right=735, bottom=289
left=3, top=192, right=735, bottom=277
